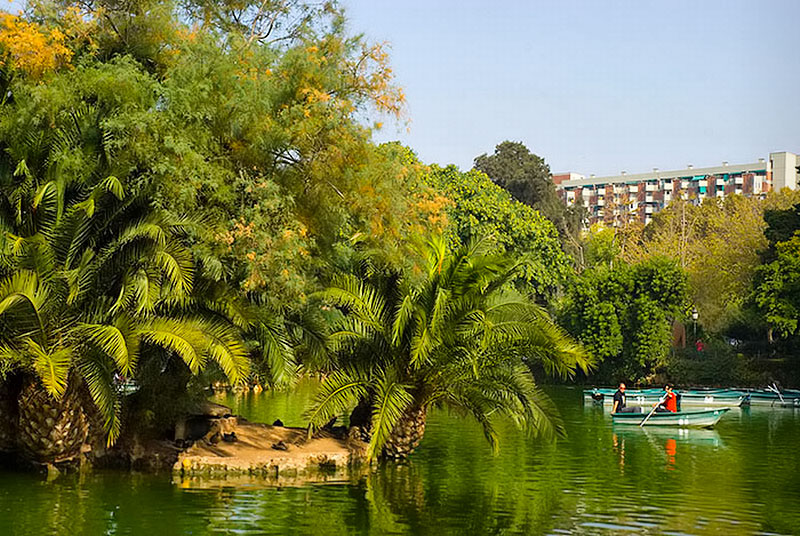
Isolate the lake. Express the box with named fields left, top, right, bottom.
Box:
left=1, top=381, right=798, bottom=535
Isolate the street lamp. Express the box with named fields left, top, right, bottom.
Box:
left=691, top=306, right=699, bottom=339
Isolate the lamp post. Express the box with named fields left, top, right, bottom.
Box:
left=691, top=306, right=699, bottom=339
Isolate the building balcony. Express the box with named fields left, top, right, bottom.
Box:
left=645, top=205, right=655, bottom=214
left=645, top=195, right=655, bottom=203
left=735, top=176, right=744, bottom=185
left=628, top=185, right=639, bottom=193
left=596, top=198, right=605, bottom=207
left=645, top=183, right=658, bottom=192
left=699, top=180, right=708, bottom=187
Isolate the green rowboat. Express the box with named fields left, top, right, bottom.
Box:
left=611, top=408, right=729, bottom=428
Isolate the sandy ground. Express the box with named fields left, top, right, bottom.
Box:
left=174, top=419, right=367, bottom=486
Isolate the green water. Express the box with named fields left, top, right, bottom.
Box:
left=1, top=382, right=799, bottom=535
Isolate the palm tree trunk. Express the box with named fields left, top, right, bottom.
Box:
left=17, top=377, right=89, bottom=465
left=382, top=406, right=427, bottom=460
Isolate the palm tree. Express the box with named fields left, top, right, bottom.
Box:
left=307, top=236, right=592, bottom=460
left=0, top=105, right=261, bottom=464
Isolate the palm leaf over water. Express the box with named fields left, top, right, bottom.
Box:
left=308, top=236, right=593, bottom=460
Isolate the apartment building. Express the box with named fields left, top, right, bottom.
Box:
left=554, top=151, right=799, bottom=226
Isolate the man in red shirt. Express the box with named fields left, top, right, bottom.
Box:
left=659, top=384, right=678, bottom=413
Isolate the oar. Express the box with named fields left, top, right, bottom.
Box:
left=767, top=382, right=786, bottom=404
left=639, top=393, right=668, bottom=427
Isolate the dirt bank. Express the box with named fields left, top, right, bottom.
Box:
left=173, top=419, right=368, bottom=487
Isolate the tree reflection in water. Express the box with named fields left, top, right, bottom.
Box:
left=1, top=387, right=799, bottom=535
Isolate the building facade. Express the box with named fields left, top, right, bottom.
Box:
left=554, top=151, right=799, bottom=226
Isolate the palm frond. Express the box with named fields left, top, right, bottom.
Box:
left=315, top=274, right=388, bottom=332
left=140, top=319, right=204, bottom=374
left=306, top=369, right=367, bottom=434
left=253, top=319, right=296, bottom=386
left=391, top=289, right=416, bottom=345
left=77, top=354, right=123, bottom=446
left=154, top=242, right=194, bottom=295
left=367, top=372, right=413, bottom=460
left=28, top=339, right=72, bottom=399
left=78, top=320, right=140, bottom=377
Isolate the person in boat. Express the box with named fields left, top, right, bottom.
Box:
left=611, top=383, right=639, bottom=413
left=656, top=384, right=678, bottom=413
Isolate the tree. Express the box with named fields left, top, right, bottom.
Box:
left=0, top=147, right=250, bottom=464
left=306, top=236, right=591, bottom=460
left=754, top=235, right=800, bottom=341
left=559, top=257, right=687, bottom=382
left=6, top=0, right=438, bottom=313
left=473, top=141, right=554, bottom=211
left=619, top=197, right=765, bottom=334
left=616, top=191, right=800, bottom=336
left=423, top=164, right=571, bottom=298
left=754, top=203, right=800, bottom=343
left=473, top=141, right=582, bottom=251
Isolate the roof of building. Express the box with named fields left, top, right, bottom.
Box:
left=560, top=161, right=766, bottom=188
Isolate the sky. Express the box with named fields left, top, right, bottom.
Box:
left=342, top=0, right=800, bottom=176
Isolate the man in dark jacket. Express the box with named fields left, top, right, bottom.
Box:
left=611, top=382, right=640, bottom=413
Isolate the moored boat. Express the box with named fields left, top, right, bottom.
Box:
left=584, top=388, right=747, bottom=408
left=743, top=390, right=800, bottom=408
left=611, top=408, right=729, bottom=428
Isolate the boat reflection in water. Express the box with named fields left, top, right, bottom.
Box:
left=611, top=426, right=724, bottom=471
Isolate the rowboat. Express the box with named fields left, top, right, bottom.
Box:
left=611, top=408, right=729, bottom=428
left=743, top=390, right=800, bottom=408
left=674, top=392, right=749, bottom=408
left=674, top=388, right=800, bottom=407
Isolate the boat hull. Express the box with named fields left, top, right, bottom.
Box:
left=611, top=408, right=729, bottom=428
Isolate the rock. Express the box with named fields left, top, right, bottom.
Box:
left=271, top=440, right=288, bottom=451
left=193, top=401, right=232, bottom=418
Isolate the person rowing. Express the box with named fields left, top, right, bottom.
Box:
left=655, top=384, right=678, bottom=413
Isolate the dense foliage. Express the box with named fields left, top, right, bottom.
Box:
left=754, top=203, right=800, bottom=343
left=0, top=0, right=599, bottom=465
left=0, top=0, right=460, bottom=461
left=473, top=141, right=584, bottom=254
left=559, top=256, right=688, bottom=382
left=423, top=164, right=571, bottom=297
left=588, top=191, right=800, bottom=385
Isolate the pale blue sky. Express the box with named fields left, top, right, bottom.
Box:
left=343, top=0, right=800, bottom=175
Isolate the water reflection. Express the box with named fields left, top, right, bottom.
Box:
left=0, top=387, right=798, bottom=535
